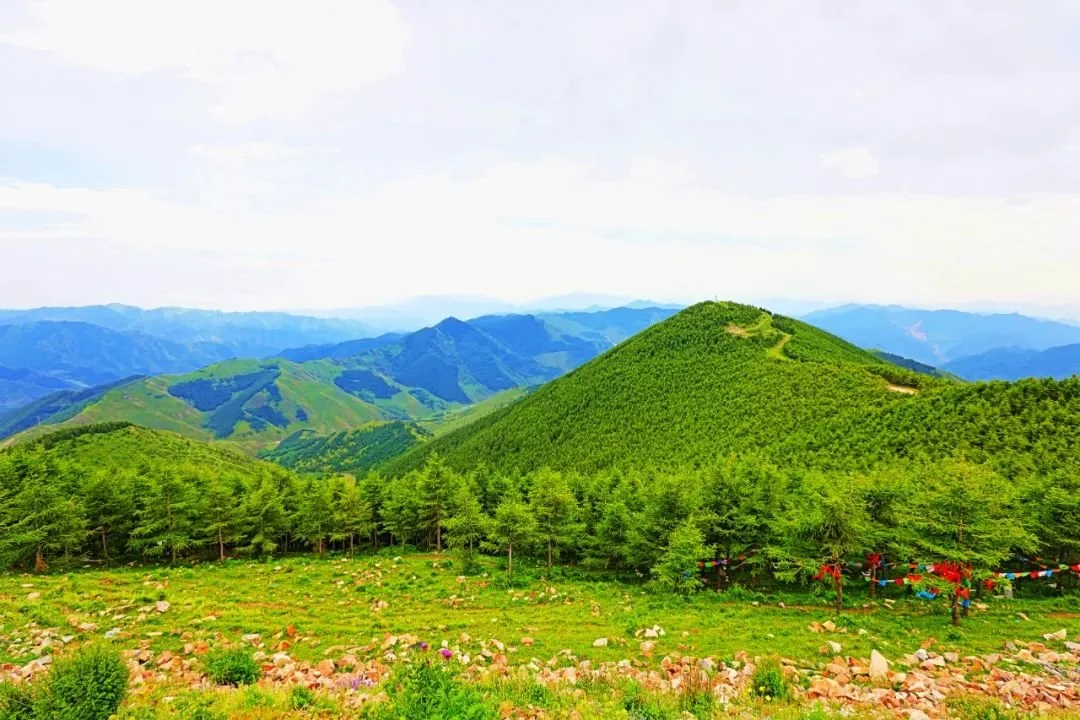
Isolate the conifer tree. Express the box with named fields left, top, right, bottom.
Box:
left=417, top=454, right=458, bottom=551
left=772, top=474, right=872, bottom=613
left=529, top=468, right=583, bottom=569
left=486, top=492, right=537, bottom=576
left=650, top=519, right=711, bottom=596
left=382, top=474, right=422, bottom=549
left=331, top=475, right=374, bottom=552
left=2, top=460, right=86, bottom=571
left=201, top=473, right=244, bottom=561
left=295, top=478, right=334, bottom=556
left=906, top=460, right=1037, bottom=625
left=129, top=467, right=194, bottom=564
left=445, top=485, right=487, bottom=570
left=243, top=476, right=288, bottom=556
left=83, top=471, right=134, bottom=565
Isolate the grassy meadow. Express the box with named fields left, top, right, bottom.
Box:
left=2, top=552, right=1079, bottom=719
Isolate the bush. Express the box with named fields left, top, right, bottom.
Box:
left=750, top=659, right=790, bottom=702
left=204, top=648, right=261, bottom=686
left=945, top=695, right=1021, bottom=720
left=0, top=684, right=36, bottom=720
left=33, top=644, right=128, bottom=720
left=376, top=662, right=495, bottom=720
left=288, top=686, right=315, bottom=710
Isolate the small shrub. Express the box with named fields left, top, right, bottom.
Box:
left=289, top=686, right=316, bottom=710
left=0, top=683, right=36, bottom=720
left=750, top=659, right=790, bottom=702
left=34, top=644, right=129, bottom=720
left=241, top=687, right=275, bottom=709
left=204, top=648, right=261, bottom=686
left=946, top=695, right=1021, bottom=720
left=174, top=695, right=226, bottom=720
left=378, top=662, right=495, bottom=719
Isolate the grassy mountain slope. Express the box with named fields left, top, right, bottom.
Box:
left=3, top=360, right=386, bottom=452
left=803, top=305, right=1080, bottom=366
left=389, top=302, right=935, bottom=475
left=0, top=376, right=144, bottom=441
left=261, top=421, right=431, bottom=475
left=943, top=343, right=1080, bottom=381
left=3, top=422, right=288, bottom=482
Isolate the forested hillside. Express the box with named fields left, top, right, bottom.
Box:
left=389, top=302, right=936, bottom=475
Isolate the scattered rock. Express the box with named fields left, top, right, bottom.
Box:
left=640, top=641, right=655, bottom=657
left=869, top=650, right=889, bottom=680
left=521, top=637, right=534, bottom=646
left=155, top=601, right=170, bottom=614
left=593, top=638, right=608, bottom=648
left=1043, top=629, right=1067, bottom=642
left=26, top=592, right=40, bottom=601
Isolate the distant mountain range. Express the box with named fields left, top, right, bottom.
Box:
left=0, top=306, right=678, bottom=448
left=0, top=305, right=379, bottom=357
left=942, top=344, right=1080, bottom=382
left=802, top=305, right=1080, bottom=367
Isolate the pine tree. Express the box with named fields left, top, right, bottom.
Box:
left=417, top=454, right=459, bottom=552
left=130, top=467, right=195, bottom=563
left=358, top=472, right=385, bottom=549
left=1, top=460, right=86, bottom=571
left=331, top=475, right=375, bottom=553
left=529, top=468, right=583, bottom=569
left=650, top=519, right=711, bottom=596
left=906, top=460, right=1037, bottom=625
left=486, top=493, right=537, bottom=576
left=772, top=474, right=872, bottom=613
left=445, top=484, right=487, bottom=570
left=295, top=478, right=334, bottom=556
left=382, top=474, right=422, bottom=549
left=243, top=476, right=288, bottom=556
left=83, top=471, right=134, bottom=566
left=201, top=473, right=244, bottom=561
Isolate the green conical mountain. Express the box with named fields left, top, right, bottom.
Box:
left=389, top=301, right=1080, bottom=478
left=388, top=302, right=935, bottom=474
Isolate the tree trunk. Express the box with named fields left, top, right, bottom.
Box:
left=101, top=529, right=110, bottom=566
left=835, top=577, right=844, bottom=614
left=34, top=547, right=47, bottom=573
left=951, top=592, right=961, bottom=626
left=218, top=527, right=225, bottom=562
left=171, top=544, right=177, bottom=564
left=869, top=564, right=877, bottom=600
left=436, top=525, right=442, bottom=553
left=548, top=541, right=553, bottom=570
left=508, top=542, right=514, bottom=576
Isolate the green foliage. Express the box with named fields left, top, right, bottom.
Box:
left=263, top=421, right=428, bottom=475
left=486, top=493, right=537, bottom=576
left=33, top=644, right=128, bottom=720
left=375, top=662, right=495, bottom=720
left=750, top=659, right=791, bottom=702
left=203, top=648, right=261, bottom=686
left=288, top=686, right=316, bottom=710
left=0, top=683, right=36, bottom=720
left=649, top=520, right=711, bottom=596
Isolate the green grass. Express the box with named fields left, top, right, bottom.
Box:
left=2, top=554, right=1078, bottom=718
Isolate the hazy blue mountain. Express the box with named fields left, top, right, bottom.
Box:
left=803, top=305, right=1080, bottom=366
left=0, top=304, right=379, bottom=357
left=0, top=366, right=82, bottom=414
left=0, top=321, right=236, bottom=383
left=276, top=333, right=404, bottom=363
left=944, top=344, right=1080, bottom=381
left=871, top=351, right=949, bottom=377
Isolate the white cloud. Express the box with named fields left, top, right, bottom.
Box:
left=821, top=147, right=881, bottom=180
left=3, top=163, right=1080, bottom=310
left=1, top=0, right=410, bottom=122
left=188, top=143, right=309, bottom=163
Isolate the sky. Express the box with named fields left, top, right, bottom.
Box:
left=1, top=1, right=1080, bottom=313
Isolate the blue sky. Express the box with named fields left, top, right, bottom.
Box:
left=1, top=1, right=1079, bottom=312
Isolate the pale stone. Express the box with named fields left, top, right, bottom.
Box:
left=869, top=649, right=889, bottom=679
